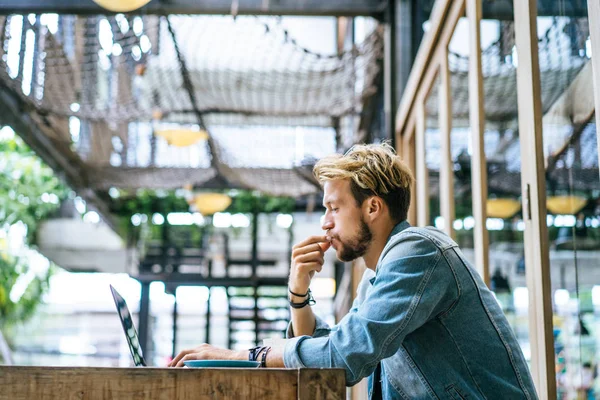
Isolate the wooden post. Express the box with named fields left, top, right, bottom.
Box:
left=466, top=0, right=490, bottom=286
left=415, top=101, right=429, bottom=226
left=438, top=49, right=455, bottom=238
left=589, top=0, right=600, bottom=179
left=513, top=0, right=556, bottom=398
left=403, top=122, right=417, bottom=226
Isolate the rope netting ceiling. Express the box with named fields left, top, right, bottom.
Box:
left=0, top=14, right=383, bottom=196
left=422, top=18, right=597, bottom=196
left=1, top=13, right=595, bottom=198
left=426, top=19, right=590, bottom=129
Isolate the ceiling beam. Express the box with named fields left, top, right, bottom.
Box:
left=0, top=0, right=588, bottom=19
left=0, top=84, right=118, bottom=231
left=0, top=0, right=388, bottom=17
left=420, top=0, right=590, bottom=20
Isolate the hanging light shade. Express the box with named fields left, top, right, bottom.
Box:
left=190, top=193, right=232, bottom=216
left=92, top=0, right=151, bottom=12
left=486, top=198, right=521, bottom=219
left=155, top=129, right=209, bottom=147
left=546, top=195, right=587, bottom=215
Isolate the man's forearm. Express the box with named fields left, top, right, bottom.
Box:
left=289, top=293, right=316, bottom=337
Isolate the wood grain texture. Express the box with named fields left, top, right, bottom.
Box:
left=394, top=0, right=454, bottom=139
left=402, top=131, right=417, bottom=226
left=466, top=0, right=490, bottom=287
left=439, top=48, right=455, bottom=239
left=297, top=369, right=345, bottom=400
left=589, top=0, right=600, bottom=180
left=512, top=0, right=556, bottom=397
left=0, top=367, right=343, bottom=400
left=415, top=102, right=429, bottom=227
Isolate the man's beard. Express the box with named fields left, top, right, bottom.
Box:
left=336, top=218, right=373, bottom=262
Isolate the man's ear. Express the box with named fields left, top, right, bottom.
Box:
left=364, top=196, right=384, bottom=222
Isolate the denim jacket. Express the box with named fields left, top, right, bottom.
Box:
left=284, top=221, right=538, bottom=399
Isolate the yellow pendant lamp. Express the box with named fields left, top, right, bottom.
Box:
left=155, top=129, right=209, bottom=147
left=189, top=193, right=232, bottom=216
left=93, top=0, right=151, bottom=12
left=546, top=195, right=587, bottom=215
left=486, top=198, right=521, bottom=219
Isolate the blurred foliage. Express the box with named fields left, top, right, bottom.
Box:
left=0, top=128, right=63, bottom=344
left=0, top=133, right=69, bottom=244
left=227, top=190, right=295, bottom=214
left=109, top=189, right=190, bottom=238
left=0, top=249, right=53, bottom=336
left=108, top=188, right=296, bottom=247
left=110, top=189, right=295, bottom=218
left=109, top=189, right=190, bottom=219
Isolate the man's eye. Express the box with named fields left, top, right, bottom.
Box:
left=332, top=208, right=339, bottom=212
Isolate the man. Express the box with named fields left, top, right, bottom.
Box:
left=170, top=143, right=538, bottom=399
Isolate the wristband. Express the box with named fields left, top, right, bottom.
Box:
left=288, top=289, right=316, bottom=308
left=288, top=287, right=309, bottom=297
left=248, top=346, right=267, bottom=363
left=260, top=346, right=272, bottom=368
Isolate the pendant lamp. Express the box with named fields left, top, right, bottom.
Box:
left=93, top=0, right=151, bottom=12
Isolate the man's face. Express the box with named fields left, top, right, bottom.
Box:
left=321, top=180, right=373, bottom=262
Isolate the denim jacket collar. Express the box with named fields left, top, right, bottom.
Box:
left=370, top=220, right=411, bottom=284
left=388, top=220, right=411, bottom=241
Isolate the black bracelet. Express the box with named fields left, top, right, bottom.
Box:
left=248, top=346, right=267, bottom=362
left=260, top=346, right=271, bottom=368
left=288, top=289, right=316, bottom=309
left=288, top=287, right=309, bottom=297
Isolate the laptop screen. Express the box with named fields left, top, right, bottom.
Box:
left=110, top=285, right=147, bottom=367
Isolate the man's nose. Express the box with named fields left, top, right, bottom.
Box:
left=321, top=214, right=334, bottom=231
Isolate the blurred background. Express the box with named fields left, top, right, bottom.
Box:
left=0, top=1, right=598, bottom=399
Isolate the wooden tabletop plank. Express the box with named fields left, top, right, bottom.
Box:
left=0, top=367, right=299, bottom=400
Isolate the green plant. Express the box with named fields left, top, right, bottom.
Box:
left=0, top=250, right=52, bottom=336
left=0, top=134, right=69, bottom=243
left=0, top=127, right=64, bottom=348
left=227, top=190, right=295, bottom=214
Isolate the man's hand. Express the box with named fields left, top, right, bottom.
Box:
left=289, top=235, right=331, bottom=294
left=168, top=344, right=247, bottom=367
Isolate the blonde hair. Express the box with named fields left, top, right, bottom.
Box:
left=313, top=142, right=414, bottom=222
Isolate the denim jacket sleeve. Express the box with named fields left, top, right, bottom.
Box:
left=283, top=232, right=456, bottom=386
left=285, top=313, right=332, bottom=339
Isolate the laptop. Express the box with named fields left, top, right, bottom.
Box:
left=110, top=285, right=148, bottom=367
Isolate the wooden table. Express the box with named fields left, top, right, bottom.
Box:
left=0, top=366, right=345, bottom=399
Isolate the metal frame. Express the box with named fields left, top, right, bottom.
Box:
left=383, top=2, right=397, bottom=144
left=512, top=1, right=556, bottom=397
left=3, top=0, right=588, bottom=19
left=0, top=0, right=388, bottom=17
left=420, top=0, right=591, bottom=20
